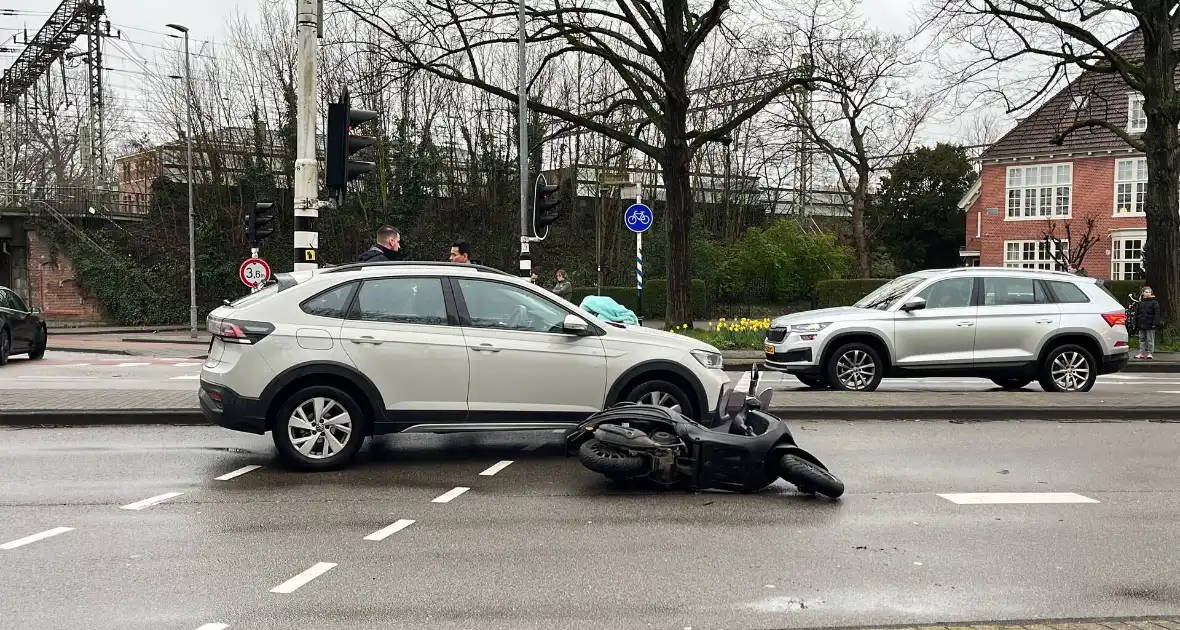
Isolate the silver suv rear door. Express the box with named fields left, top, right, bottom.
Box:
left=973, top=276, right=1061, bottom=365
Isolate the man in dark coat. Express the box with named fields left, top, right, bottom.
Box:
left=358, top=225, right=404, bottom=262
left=1135, top=285, right=1162, bottom=359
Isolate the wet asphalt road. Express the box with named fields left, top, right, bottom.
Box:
left=3, top=421, right=1180, bottom=630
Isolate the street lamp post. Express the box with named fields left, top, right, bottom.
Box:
left=167, top=23, right=198, bottom=339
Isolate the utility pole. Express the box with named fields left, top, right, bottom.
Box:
left=517, top=0, right=530, bottom=280
left=293, top=0, right=322, bottom=272
left=166, top=23, right=196, bottom=339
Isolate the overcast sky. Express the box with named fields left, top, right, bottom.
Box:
left=1, top=0, right=1003, bottom=147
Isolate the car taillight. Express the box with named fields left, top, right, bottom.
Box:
left=1102, top=312, right=1127, bottom=327
left=206, top=316, right=275, bottom=344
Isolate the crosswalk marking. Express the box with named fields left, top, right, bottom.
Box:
left=938, top=492, right=1099, bottom=504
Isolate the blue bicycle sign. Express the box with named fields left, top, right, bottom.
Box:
left=624, top=203, right=653, bottom=233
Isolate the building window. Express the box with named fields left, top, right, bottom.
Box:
left=1004, top=240, right=1068, bottom=271
left=1005, top=163, right=1072, bottom=220
left=1128, top=93, right=1147, bottom=133
left=1114, top=157, right=1147, bottom=215
left=1111, top=235, right=1145, bottom=281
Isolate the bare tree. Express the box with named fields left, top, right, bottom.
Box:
left=927, top=0, right=1180, bottom=324
left=1043, top=217, right=1099, bottom=272
left=774, top=10, right=933, bottom=277
left=333, top=0, right=842, bottom=324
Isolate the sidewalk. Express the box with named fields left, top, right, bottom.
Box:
left=2, top=388, right=1177, bottom=425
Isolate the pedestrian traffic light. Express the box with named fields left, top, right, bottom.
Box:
left=326, top=87, right=378, bottom=206
left=531, top=175, right=560, bottom=239
left=244, top=202, right=275, bottom=247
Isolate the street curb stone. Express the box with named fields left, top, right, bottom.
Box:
left=782, top=618, right=1180, bottom=630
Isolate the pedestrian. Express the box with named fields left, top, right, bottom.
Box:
left=1135, top=285, right=1161, bottom=360
left=449, top=240, right=471, bottom=264
left=552, top=268, right=573, bottom=301
left=358, top=225, right=404, bottom=262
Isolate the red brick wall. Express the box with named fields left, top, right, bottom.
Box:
left=25, top=230, right=104, bottom=321
left=966, top=155, right=1147, bottom=279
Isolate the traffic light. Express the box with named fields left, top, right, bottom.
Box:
left=326, top=87, right=378, bottom=205
left=531, top=175, right=560, bottom=239
left=244, top=202, right=275, bottom=247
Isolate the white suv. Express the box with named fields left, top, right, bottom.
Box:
left=763, top=267, right=1130, bottom=392
left=199, top=261, right=728, bottom=470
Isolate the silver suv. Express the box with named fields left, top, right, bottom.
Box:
left=763, top=268, right=1130, bottom=392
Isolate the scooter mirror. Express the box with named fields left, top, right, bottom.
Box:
left=748, top=365, right=760, bottom=397
left=756, top=387, right=772, bottom=410
left=723, top=389, right=745, bottom=416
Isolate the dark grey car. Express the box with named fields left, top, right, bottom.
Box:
left=0, top=286, right=47, bottom=365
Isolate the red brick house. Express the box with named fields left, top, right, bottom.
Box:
left=959, top=35, right=1155, bottom=281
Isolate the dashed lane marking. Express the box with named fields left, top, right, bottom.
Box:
left=195, top=624, right=230, bottom=630
left=270, top=562, right=337, bottom=594
left=431, top=487, right=470, bottom=503
left=363, top=519, right=415, bottom=541
left=169, top=374, right=201, bottom=380
left=937, top=492, right=1099, bottom=504
left=120, top=492, right=184, bottom=510
left=174, top=362, right=202, bottom=367
left=479, top=460, right=514, bottom=476
left=113, top=362, right=151, bottom=367
left=0, top=527, right=74, bottom=550
left=215, top=465, right=262, bottom=481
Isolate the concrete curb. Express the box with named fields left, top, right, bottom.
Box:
left=47, top=345, right=208, bottom=358
left=1, top=406, right=1176, bottom=426
left=723, top=358, right=1180, bottom=374
left=119, top=337, right=209, bottom=345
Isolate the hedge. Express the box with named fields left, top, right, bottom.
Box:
left=815, top=279, right=893, bottom=308
left=1102, top=280, right=1145, bottom=306
left=571, top=278, right=709, bottom=319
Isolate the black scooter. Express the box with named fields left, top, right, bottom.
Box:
left=566, top=366, right=844, bottom=498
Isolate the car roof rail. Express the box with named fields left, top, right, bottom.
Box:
left=321, top=260, right=514, bottom=277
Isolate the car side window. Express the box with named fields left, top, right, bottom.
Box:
left=301, top=281, right=358, bottom=319
left=914, top=277, right=973, bottom=309
left=0, top=290, right=12, bottom=310
left=349, top=277, right=449, bottom=326
left=7, top=291, right=28, bottom=312
left=1046, top=280, right=1090, bottom=304
left=982, top=277, right=1049, bottom=306
left=457, top=279, right=567, bottom=333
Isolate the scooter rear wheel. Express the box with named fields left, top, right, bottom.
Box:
left=579, top=439, right=648, bottom=476
left=780, top=454, right=844, bottom=498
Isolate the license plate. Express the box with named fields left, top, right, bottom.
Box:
left=764, top=343, right=775, bottom=355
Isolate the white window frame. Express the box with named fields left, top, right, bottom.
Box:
left=1110, top=231, right=1146, bottom=281
left=1004, top=163, right=1073, bottom=221
left=1128, top=93, right=1147, bottom=133
left=1003, top=240, right=1069, bottom=271
left=1113, top=157, right=1148, bottom=216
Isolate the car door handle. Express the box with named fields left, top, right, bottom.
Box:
left=956, top=321, right=975, bottom=327
left=473, top=343, right=501, bottom=353
left=1035, top=318, right=1053, bottom=324
left=350, top=336, right=383, bottom=345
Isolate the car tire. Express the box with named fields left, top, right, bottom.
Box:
left=272, top=385, right=368, bottom=471
left=990, top=377, right=1031, bottom=390
left=825, top=342, right=884, bottom=392
left=1038, top=344, right=1097, bottom=393
left=28, top=326, right=46, bottom=360
left=625, top=379, right=695, bottom=418
left=795, top=374, right=827, bottom=389
left=0, top=328, right=9, bottom=366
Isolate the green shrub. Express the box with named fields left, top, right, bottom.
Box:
left=571, top=279, right=708, bottom=319
left=815, top=278, right=893, bottom=308
left=707, top=220, right=852, bottom=305
left=1102, top=280, right=1145, bottom=306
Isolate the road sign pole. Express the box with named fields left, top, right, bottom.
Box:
left=250, top=247, right=260, bottom=293
left=635, top=186, right=643, bottom=326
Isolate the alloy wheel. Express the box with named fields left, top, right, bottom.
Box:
left=1051, top=351, right=1090, bottom=391
left=835, top=349, right=875, bottom=390
left=287, top=397, right=354, bottom=459
left=638, top=391, right=682, bottom=413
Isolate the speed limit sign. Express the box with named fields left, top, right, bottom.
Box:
left=239, top=257, right=272, bottom=288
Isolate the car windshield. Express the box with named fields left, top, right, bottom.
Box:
left=853, top=275, right=926, bottom=310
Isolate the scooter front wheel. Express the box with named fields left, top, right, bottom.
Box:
left=780, top=454, right=844, bottom=498
left=579, top=438, right=648, bottom=477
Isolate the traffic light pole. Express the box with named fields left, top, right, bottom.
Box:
left=517, top=0, right=531, bottom=281
left=294, top=0, right=321, bottom=272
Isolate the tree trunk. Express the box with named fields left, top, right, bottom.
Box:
left=664, top=142, right=694, bottom=326
left=852, top=175, right=871, bottom=277
left=1141, top=15, right=1180, bottom=328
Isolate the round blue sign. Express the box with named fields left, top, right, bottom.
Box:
left=624, top=203, right=653, bottom=233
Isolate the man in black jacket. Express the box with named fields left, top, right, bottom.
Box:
left=358, top=225, right=404, bottom=262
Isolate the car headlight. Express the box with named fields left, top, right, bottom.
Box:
left=691, top=349, right=724, bottom=369
left=788, top=322, right=831, bottom=333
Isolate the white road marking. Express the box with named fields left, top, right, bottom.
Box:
left=431, top=487, right=470, bottom=503
left=937, top=492, right=1099, bottom=505
left=114, top=362, right=150, bottom=367
left=1157, top=390, right=1180, bottom=394
left=174, top=362, right=202, bottom=367
left=0, top=527, right=74, bottom=550
left=120, top=492, right=184, bottom=510
left=479, top=460, right=514, bottom=476
left=363, top=519, right=415, bottom=541
left=17, top=376, right=100, bottom=380
left=215, top=465, right=262, bottom=481
left=551, top=429, right=566, bottom=433
left=270, top=562, right=337, bottom=594
left=522, top=443, right=542, bottom=452
left=64, top=363, right=92, bottom=367
left=195, top=624, right=230, bottom=630
left=169, top=374, right=201, bottom=380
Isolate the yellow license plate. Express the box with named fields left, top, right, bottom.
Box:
left=764, top=343, right=775, bottom=355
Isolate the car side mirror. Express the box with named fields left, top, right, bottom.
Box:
left=30, top=306, right=42, bottom=315
left=562, top=314, right=592, bottom=335
left=900, top=297, right=926, bottom=312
